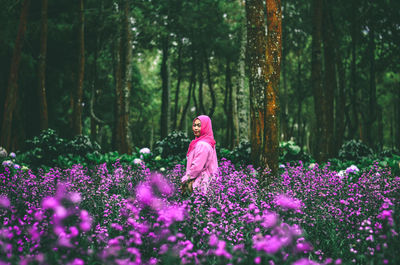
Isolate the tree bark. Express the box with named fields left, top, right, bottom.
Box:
left=173, top=40, right=183, bottom=130
left=37, top=0, right=48, bottom=131
left=246, top=0, right=281, bottom=177
left=396, top=82, right=400, bottom=150
left=160, top=36, right=171, bottom=139
left=366, top=24, right=377, bottom=148
left=204, top=54, right=216, bottom=118
left=72, top=0, right=85, bottom=136
left=0, top=0, right=30, bottom=150
left=264, top=0, right=281, bottom=176
left=179, top=55, right=196, bottom=130
left=349, top=3, right=359, bottom=140
left=311, top=0, right=324, bottom=162
left=114, top=0, right=133, bottom=154
left=236, top=19, right=249, bottom=143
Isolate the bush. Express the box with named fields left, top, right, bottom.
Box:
left=338, top=139, right=373, bottom=162
left=18, top=129, right=101, bottom=169
left=154, top=131, right=191, bottom=161
left=279, top=140, right=313, bottom=164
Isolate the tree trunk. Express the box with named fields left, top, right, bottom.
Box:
left=264, top=0, right=281, bottom=176
left=322, top=2, right=335, bottom=158
left=198, top=53, right=206, bottom=115
left=246, top=0, right=281, bottom=178
left=173, top=40, right=182, bottom=130
left=236, top=18, right=249, bottom=143
left=366, top=24, right=377, bottom=148
left=72, top=0, right=85, bottom=136
left=37, top=0, right=48, bottom=131
left=0, top=0, right=30, bottom=150
left=160, top=36, right=171, bottom=139
left=396, top=82, right=400, bottom=150
left=114, top=0, right=133, bottom=154
left=224, top=58, right=233, bottom=148
left=204, top=54, right=216, bottom=118
left=179, top=55, right=196, bottom=130
left=349, top=3, right=359, bottom=140
left=311, top=0, right=324, bottom=162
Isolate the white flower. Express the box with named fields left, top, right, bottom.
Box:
left=139, top=147, right=151, bottom=154
left=337, top=170, right=346, bottom=179
left=2, top=160, right=13, bottom=167
left=308, top=163, right=317, bottom=170
left=9, top=152, right=16, bottom=158
left=279, top=164, right=285, bottom=169
left=346, top=165, right=359, bottom=174
left=160, top=167, right=166, bottom=172
left=133, top=158, right=143, bottom=165
left=155, top=155, right=162, bottom=161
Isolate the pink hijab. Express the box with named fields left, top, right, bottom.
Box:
left=187, top=115, right=216, bottom=156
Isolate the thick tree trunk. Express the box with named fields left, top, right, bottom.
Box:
left=236, top=22, right=249, bottom=142
left=246, top=0, right=281, bottom=177
left=0, top=0, right=30, bottom=150
left=72, top=0, right=85, bottom=136
left=311, top=0, right=324, bottom=162
left=264, top=0, right=281, bottom=176
left=160, top=37, right=171, bottom=139
left=121, top=0, right=133, bottom=153
left=114, top=0, right=133, bottom=154
left=37, top=0, right=48, bottom=131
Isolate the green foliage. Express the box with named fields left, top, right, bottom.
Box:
left=338, top=140, right=374, bottom=162
left=279, top=140, right=313, bottom=164
left=154, top=131, right=191, bottom=161
left=18, top=129, right=100, bottom=170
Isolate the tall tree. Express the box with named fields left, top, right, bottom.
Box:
left=0, top=0, right=30, bottom=151
left=322, top=1, right=335, bottom=157
left=72, top=0, right=85, bottom=135
left=236, top=2, right=249, bottom=143
left=160, top=36, right=171, bottom=139
left=311, top=0, right=325, bottom=162
left=246, top=0, right=281, bottom=177
left=114, top=0, right=133, bottom=154
left=37, top=0, right=48, bottom=131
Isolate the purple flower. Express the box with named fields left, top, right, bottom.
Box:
left=0, top=195, right=10, bottom=208
left=9, top=152, right=16, bottom=158
left=42, top=197, right=59, bottom=209
left=275, top=194, right=302, bottom=210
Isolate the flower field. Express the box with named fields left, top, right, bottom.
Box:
left=1, top=159, right=399, bottom=265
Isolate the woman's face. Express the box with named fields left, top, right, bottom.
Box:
left=192, top=119, right=201, bottom=137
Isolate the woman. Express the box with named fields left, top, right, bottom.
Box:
left=181, top=115, right=218, bottom=194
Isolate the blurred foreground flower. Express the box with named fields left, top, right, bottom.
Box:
left=275, top=194, right=302, bottom=211
left=0, top=147, right=8, bottom=157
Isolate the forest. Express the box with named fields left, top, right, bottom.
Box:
left=1, top=0, right=400, bottom=264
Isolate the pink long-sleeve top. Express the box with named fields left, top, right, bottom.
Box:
left=181, top=140, right=218, bottom=193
